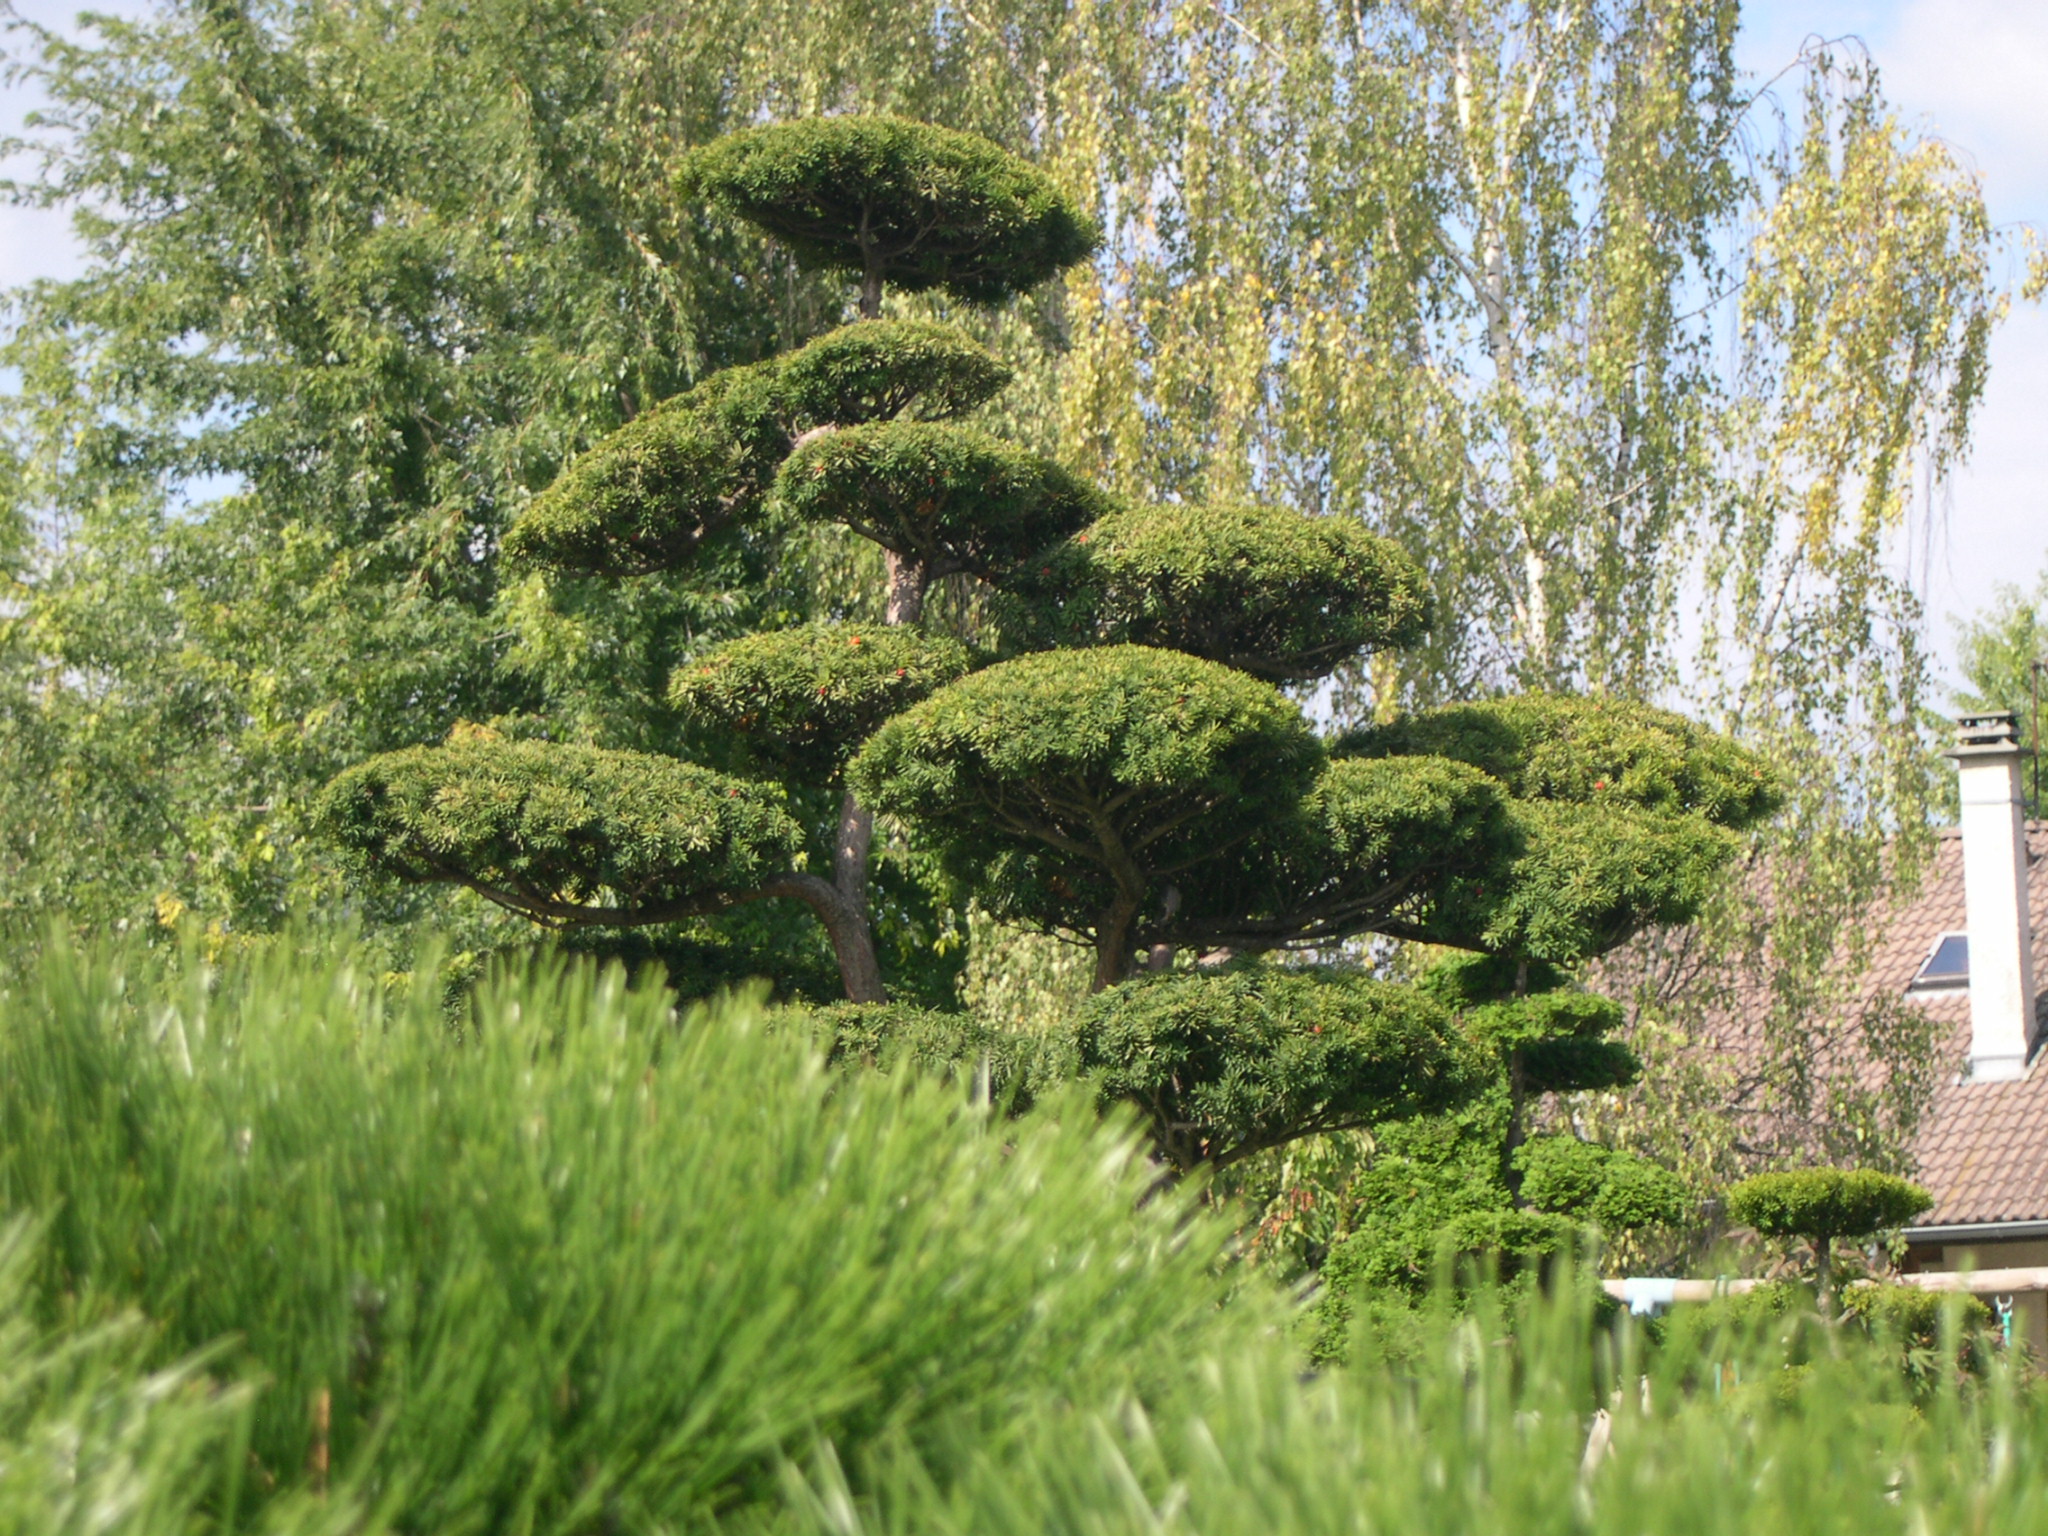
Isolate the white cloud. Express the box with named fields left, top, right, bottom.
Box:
left=1883, top=0, right=2048, bottom=211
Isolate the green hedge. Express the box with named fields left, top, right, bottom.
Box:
left=671, top=623, right=974, bottom=776
left=680, top=116, right=1099, bottom=304
left=317, top=733, right=802, bottom=919
left=1003, top=500, right=1433, bottom=680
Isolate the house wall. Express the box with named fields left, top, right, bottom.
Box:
left=1908, top=1238, right=2048, bottom=1354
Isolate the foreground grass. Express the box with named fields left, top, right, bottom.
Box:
left=0, top=931, right=2041, bottom=1534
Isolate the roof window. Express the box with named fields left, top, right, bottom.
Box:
left=1907, top=932, right=1969, bottom=992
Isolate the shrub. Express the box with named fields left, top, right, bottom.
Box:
left=671, top=623, right=974, bottom=776
left=1728, top=1169, right=1933, bottom=1309
left=680, top=117, right=1100, bottom=304
left=1002, top=500, right=1433, bottom=679
left=1066, top=967, right=1473, bottom=1172
left=317, top=734, right=804, bottom=922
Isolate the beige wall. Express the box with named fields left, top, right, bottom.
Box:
left=1920, top=1239, right=2048, bottom=1354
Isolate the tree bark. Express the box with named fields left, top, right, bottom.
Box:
left=1503, top=1045, right=1529, bottom=1206
left=884, top=551, right=926, bottom=625
left=829, top=789, right=885, bottom=1002
left=1092, top=896, right=1142, bottom=992
left=770, top=872, right=887, bottom=1004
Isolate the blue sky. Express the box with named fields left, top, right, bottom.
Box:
left=2, top=0, right=2041, bottom=691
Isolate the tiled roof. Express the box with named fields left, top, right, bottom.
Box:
left=1896, top=828, right=2048, bottom=1228
left=1638, top=827, right=2048, bottom=1231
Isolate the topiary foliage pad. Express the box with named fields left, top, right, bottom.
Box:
left=1003, top=500, right=1434, bottom=681
left=1727, top=1169, right=1933, bottom=1244
left=850, top=645, right=1321, bottom=938
left=776, top=321, right=1012, bottom=428
left=1342, top=692, right=1780, bottom=830
left=317, top=734, right=803, bottom=923
left=501, top=364, right=788, bottom=577
left=776, top=422, right=1110, bottom=578
left=671, top=623, right=975, bottom=777
left=1515, top=1136, right=1685, bottom=1228
left=1168, top=754, right=1512, bottom=953
left=1067, top=966, right=1474, bottom=1172
left=680, top=116, right=1100, bottom=305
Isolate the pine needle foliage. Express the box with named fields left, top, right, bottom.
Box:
left=318, top=734, right=803, bottom=923
left=1002, top=500, right=1435, bottom=680
left=0, top=934, right=2039, bottom=1534
left=670, top=623, right=974, bottom=776
left=679, top=117, right=1101, bottom=304
left=0, top=931, right=1252, bottom=1533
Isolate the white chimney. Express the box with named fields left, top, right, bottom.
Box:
left=1946, top=712, right=2038, bottom=1081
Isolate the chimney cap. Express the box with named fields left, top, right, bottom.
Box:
left=1947, top=711, right=2032, bottom=760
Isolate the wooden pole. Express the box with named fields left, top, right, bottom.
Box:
left=1604, top=1265, right=2048, bottom=1305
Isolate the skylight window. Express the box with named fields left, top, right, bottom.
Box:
left=1908, top=932, right=1969, bottom=992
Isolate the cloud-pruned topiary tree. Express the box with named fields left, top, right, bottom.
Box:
left=319, top=115, right=1778, bottom=1253
left=1728, top=1169, right=1932, bottom=1313
left=321, top=117, right=1103, bottom=1002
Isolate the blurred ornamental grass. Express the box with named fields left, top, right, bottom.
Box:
left=0, top=930, right=2041, bottom=1534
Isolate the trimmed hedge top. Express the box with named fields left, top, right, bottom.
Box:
left=850, top=646, right=1320, bottom=933
left=1341, top=692, right=1779, bottom=830
left=502, top=374, right=784, bottom=577
left=1004, top=500, right=1433, bottom=680
left=680, top=116, right=1099, bottom=305
left=670, top=623, right=974, bottom=777
left=316, top=733, right=802, bottom=921
left=1068, top=967, right=1473, bottom=1171
left=1727, top=1169, right=1933, bottom=1242
left=776, top=321, right=1012, bottom=427
left=776, top=422, right=1111, bottom=577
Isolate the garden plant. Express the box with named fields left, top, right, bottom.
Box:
left=318, top=117, right=1779, bottom=1243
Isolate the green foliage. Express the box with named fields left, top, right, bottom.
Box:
left=776, top=421, right=1111, bottom=577
left=1468, top=800, right=1744, bottom=963
left=1320, top=1181, right=1583, bottom=1306
left=1172, top=755, right=1513, bottom=954
left=1727, top=1169, right=1933, bottom=1244
left=776, top=320, right=1014, bottom=426
left=1518, top=1137, right=1686, bottom=1228
left=1066, top=967, right=1472, bottom=1172
left=0, top=1221, right=264, bottom=1536
left=316, top=732, right=802, bottom=922
left=679, top=116, right=1099, bottom=304
left=1343, top=693, right=1780, bottom=830
left=1515, top=1134, right=1614, bottom=1213
left=0, top=931, right=1253, bottom=1532
left=670, top=623, right=973, bottom=777
left=1002, top=501, right=1434, bottom=681
left=1330, top=696, right=1772, bottom=964
left=851, top=646, right=1321, bottom=946
left=1, top=931, right=2045, bottom=1534
left=786, top=1000, right=1044, bottom=1108
left=1421, top=952, right=1572, bottom=1005
left=497, top=323, right=1013, bottom=579
left=1467, top=991, right=1641, bottom=1094
left=1951, top=571, right=2048, bottom=816
left=500, top=376, right=784, bottom=577
left=1839, top=1283, right=1994, bottom=1388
